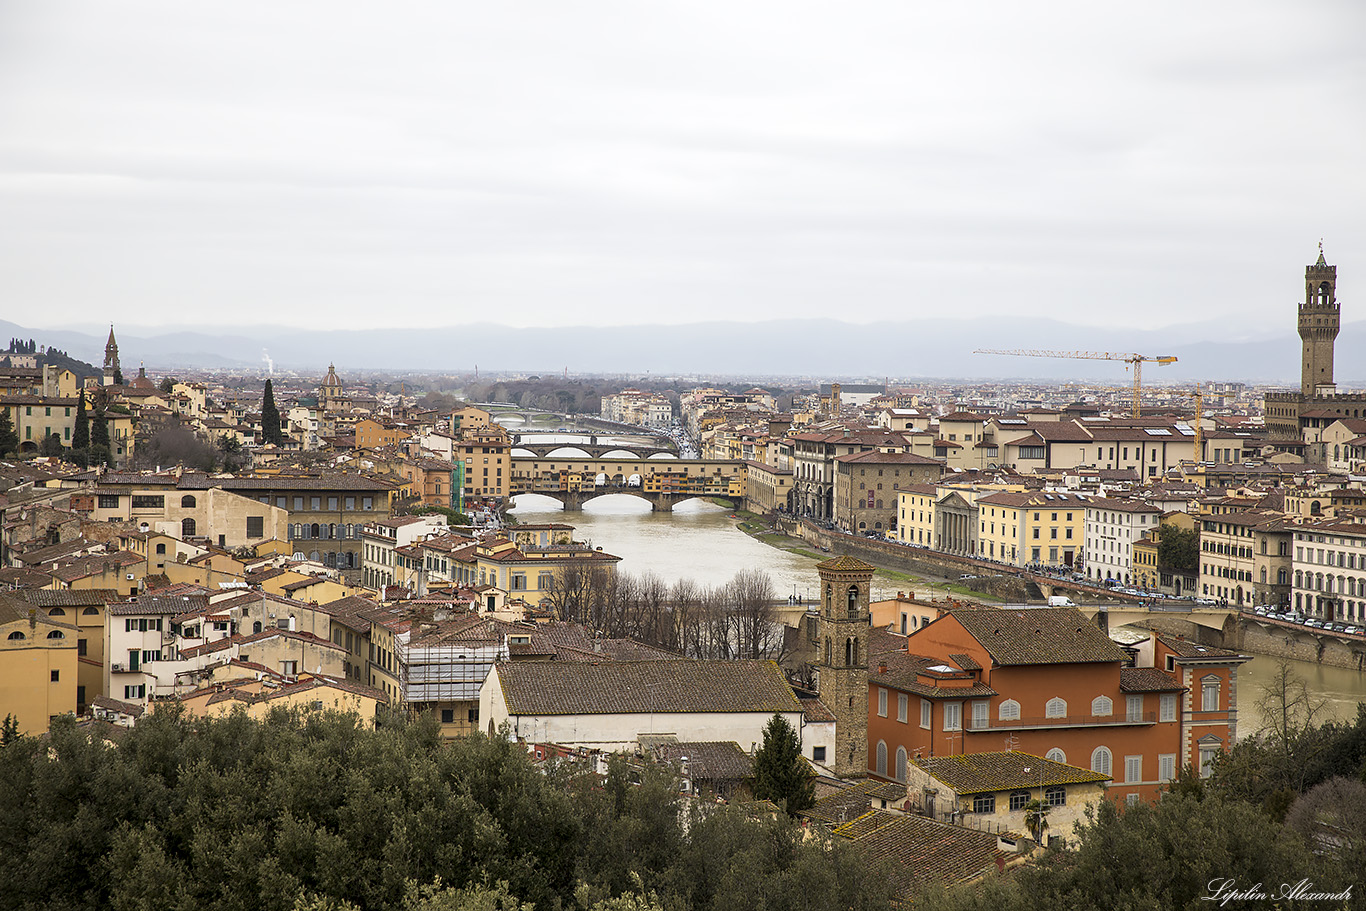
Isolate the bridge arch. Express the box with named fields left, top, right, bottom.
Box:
left=545, top=446, right=592, bottom=458
left=600, top=448, right=639, bottom=459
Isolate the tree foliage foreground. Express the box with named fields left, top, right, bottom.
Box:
left=0, top=708, right=892, bottom=911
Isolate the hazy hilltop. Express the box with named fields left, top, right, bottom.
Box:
left=0, top=316, right=1342, bottom=383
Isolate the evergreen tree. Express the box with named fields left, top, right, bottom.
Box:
left=0, top=408, right=17, bottom=458
left=261, top=379, right=283, bottom=445
left=72, top=393, right=89, bottom=451
left=112, top=368, right=124, bottom=387
left=40, top=433, right=64, bottom=458
left=90, top=404, right=111, bottom=467
left=751, top=714, right=815, bottom=815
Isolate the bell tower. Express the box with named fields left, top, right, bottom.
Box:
left=1300, top=243, right=1339, bottom=397
left=815, top=554, right=873, bottom=778
left=103, top=325, right=120, bottom=387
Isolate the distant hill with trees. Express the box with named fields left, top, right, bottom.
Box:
left=5, top=337, right=100, bottom=382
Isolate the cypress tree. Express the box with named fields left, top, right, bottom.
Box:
left=90, top=404, right=111, bottom=467
left=0, top=408, right=17, bottom=458
left=751, top=714, right=816, bottom=815
left=261, top=379, right=283, bottom=445
left=72, top=393, right=89, bottom=451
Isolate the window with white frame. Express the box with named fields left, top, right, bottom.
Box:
left=1124, top=755, right=1142, bottom=784
left=1202, top=676, right=1220, bottom=712
left=1091, top=746, right=1112, bottom=776
left=1046, top=697, right=1067, bottom=718
left=1126, top=695, right=1143, bottom=722
left=1160, top=693, right=1177, bottom=722
left=877, top=687, right=888, bottom=717
left=920, top=699, right=932, bottom=729
left=1091, top=696, right=1113, bottom=716
left=1046, top=748, right=1066, bottom=764
left=999, top=699, right=1021, bottom=721
left=943, top=702, right=962, bottom=732
left=1158, top=754, right=1176, bottom=782
left=972, top=700, right=988, bottom=729
left=897, top=693, right=908, bottom=723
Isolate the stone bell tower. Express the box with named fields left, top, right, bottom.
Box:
left=1300, top=243, right=1340, bottom=397
left=815, top=554, right=873, bottom=778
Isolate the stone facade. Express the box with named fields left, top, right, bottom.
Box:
left=816, top=555, right=873, bottom=778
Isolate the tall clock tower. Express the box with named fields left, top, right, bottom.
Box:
left=1300, top=244, right=1340, bottom=397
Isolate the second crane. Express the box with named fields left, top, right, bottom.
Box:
left=974, top=349, right=1178, bottom=418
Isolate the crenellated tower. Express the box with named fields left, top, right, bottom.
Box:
left=1300, top=243, right=1339, bottom=397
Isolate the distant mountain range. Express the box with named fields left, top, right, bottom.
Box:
left=1, top=316, right=1357, bottom=384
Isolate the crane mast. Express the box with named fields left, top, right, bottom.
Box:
left=974, top=349, right=1178, bottom=417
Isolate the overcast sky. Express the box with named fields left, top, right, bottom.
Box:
left=1, top=2, right=1362, bottom=336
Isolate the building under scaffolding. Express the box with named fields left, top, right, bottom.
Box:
left=395, top=619, right=508, bottom=737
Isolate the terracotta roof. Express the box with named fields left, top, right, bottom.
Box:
left=799, top=697, right=836, bottom=723
left=832, top=811, right=1008, bottom=888
left=14, top=589, right=120, bottom=607
left=91, top=694, right=145, bottom=717
left=802, top=778, right=908, bottom=825
left=914, top=750, right=1110, bottom=793
left=1158, top=635, right=1249, bottom=662
left=109, top=593, right=210, bottom=617
left=495, top=659, right=801, bottom=716
left=944, top=607, right=1128, bottom=666
left=815, top=555, right=875, bottom=573
left=655, top=741, right=753, bottom=780
left=1119, top=667, right=1185, bottom=693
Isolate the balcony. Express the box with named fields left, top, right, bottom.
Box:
left=967, top=711, right=1158, bottom=732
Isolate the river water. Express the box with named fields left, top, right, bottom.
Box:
left=507, top=429, right=1366, bottom=740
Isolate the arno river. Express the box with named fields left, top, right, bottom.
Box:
left=500, top=413, right=1366, bottom=739
left=511, top=493, right=1366, bottom=739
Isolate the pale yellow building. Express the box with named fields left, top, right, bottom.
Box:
left=0, top=592, right=79, bottom=734
left=976, top=490, right=1088, bottom=568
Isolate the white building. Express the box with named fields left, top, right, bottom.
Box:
left=480, top=659, right=827, bottom=756
left=1292, top=520, right=1366, bottom=623
left=1084, top=498, right=1161, bottom=585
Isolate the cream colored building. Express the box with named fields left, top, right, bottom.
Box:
left=976, top=490, right=1089, bottom=568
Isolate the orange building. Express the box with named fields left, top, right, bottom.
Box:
left=356, top=419, right=412, bottom=451
left=1149, top=635, right=1249, bottom=778
left=866, top=607, right=1189, bottom=805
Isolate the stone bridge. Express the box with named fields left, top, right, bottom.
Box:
left=510, top=442, right=677, bottom=459
left=1074, top=603, right=1240, bottom=634
left=509, top=486, right=729, bottom=512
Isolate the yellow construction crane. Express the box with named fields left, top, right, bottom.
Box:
left=1171, top=387, right=1232, bottom=462
left=974, top=349, right=1178, bottom=418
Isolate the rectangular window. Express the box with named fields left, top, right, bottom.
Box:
left=1160, top=693, right=1177, bottom=722
left=77, top=638, right=87, bottom=656
left=246, top=516, right=264, bottom=538
left=1199, top=748, right=1217, bottom=778
left=328, top=496, right=339, bottom=510
left=311, top=497, right=322, bottom=510
left=920, top=699, right=932, bottom=730
left=345, top=496, right=355, bottom=509
left=130, top=495, right=165, bottom=509
left=897, top=693, right=908, bottom=723
left=1126, top=695, right=1143, bottom=722
left=1202, top=681, right=1219, bottom=712
left=440, top=709, right=454, bottom=724
left=1125, top=755, right=1142, bottom=784
left=98, top=494, right=120, bottom=509
left=281, top=660, right=298, bottom=676
left=294, top=496, right=304, bottom=510
left=1159, top=754, right=1176, bottom=782
left=877, top=688, right=887, bottom=717
left=972, top=700, right=988, bottom=730
left=50, top=669, right=59, bottom=682
left=363, top=497, right=374, bottom=510
left=943, top=702, right=962, bottom=732
left=812, top=746, right=827, bottom=762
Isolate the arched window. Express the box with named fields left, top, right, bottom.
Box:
left=999, top=699, right=1021, bottom=721
left=311, top=523, right=321, bottom=539
left=847, top=585, right=859, bottom=615
left=181, top=517, right=196, bottom=537
left=1091, top=746, right=1112, bottom=776
left=1045, top=697, right=1067, bottom=718
left=1260, top=567, right=1267, bottom=583
left=329, top=523, right=337, bottom=539
left=181, top=495, right=196, bottom=508
left=7, top=631, right=24, bottom=640
left=47, top=630, right=64, bottom=639
left=1295, top=570, right=1303, bottom=588
left=1311, top=501, right=1323, bottom=516
left=1279, top=569, right=1288, bottom=585
left=48, top=608, right=66, bottom=617
left=253, top=621, right=262, bottom=634
left=1091, top=696, right=1112, bottom=716
left=875, top=741, right=887, bottom=776
left=82, top=607, right=99, bottom=616
left=1046, top=748, right=1066, bottom=764
left=895, top=746, right=908, bottom=781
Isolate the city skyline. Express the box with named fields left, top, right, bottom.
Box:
left=1, top=2, right=1362, bottom=333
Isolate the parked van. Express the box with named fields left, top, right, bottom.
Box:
left=1047, top=595, right=1076, bottom=607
